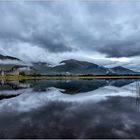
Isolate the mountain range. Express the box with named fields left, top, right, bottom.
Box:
left=0, top=54, right=139, bottom=75
left=33, top=59, right=139, bottom=75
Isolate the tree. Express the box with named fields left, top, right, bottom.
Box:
left=19, top=71, right=26, bottom=76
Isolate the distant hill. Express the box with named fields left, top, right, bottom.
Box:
left=0, top=54, right=27, bottom=72
left=110, top=66, right=138, bottom=75
left=51, top=59, right=111, bottom=75
left=0, top=54, right=20, bottom=61
left=33, top=59, right=111, bottom=75
left=33, top=59, right=140, bottom=75
left=0, top=55, right=139, bottom=75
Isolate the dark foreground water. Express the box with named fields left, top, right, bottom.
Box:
left=0, top=79, right=140, bottom=138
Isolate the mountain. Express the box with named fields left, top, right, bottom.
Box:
left=110, top=66, right=138, bottom=75
left=0, top=54, right=20, bottom=61
left=0, top=54, right=139, bottom=75
left=33, top=62, right=51, bottom=74
left=33, top=59, right=140, bottom=75
left=0, top=54, right=32, bottom=73
left=33, top=59, right=112, bottom=75
left=51, top=59, right=111, bottom=75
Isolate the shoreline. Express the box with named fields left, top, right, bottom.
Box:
left=1, top=75, right=140, bottom=80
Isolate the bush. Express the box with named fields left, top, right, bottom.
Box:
left=19, top=71, right=26, bottom=76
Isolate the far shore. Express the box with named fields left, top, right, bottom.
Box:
left=1, top=75, right=140, bottom=81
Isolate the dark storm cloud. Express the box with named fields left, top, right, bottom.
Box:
left=99, top=39, right=140, bottom=57
left=1, top=1, right=140, bottom=60
left=0, top=1, right=73, bottom=53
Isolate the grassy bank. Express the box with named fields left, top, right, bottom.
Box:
left=1, top=75, right=140, bottom=81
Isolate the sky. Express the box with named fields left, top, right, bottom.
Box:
left=0, top=1, right=140, bottom=71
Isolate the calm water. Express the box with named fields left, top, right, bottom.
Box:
left=0, top=79, right=140, bottom=138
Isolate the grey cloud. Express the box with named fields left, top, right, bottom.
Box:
left=99, top=39, right=140, bottom=57
left=0, top=1, right=140, bottom=64
left=0, top=1, right=73, bottom=53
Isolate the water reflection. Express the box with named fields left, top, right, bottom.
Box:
left=134, top=82, right=140, bottom=111
left=0, top=79, right=137, bottom=94
left=0, top=79, right=140, bottom=138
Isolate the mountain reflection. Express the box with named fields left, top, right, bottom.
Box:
left=0, top=79, right=138, bottom=94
